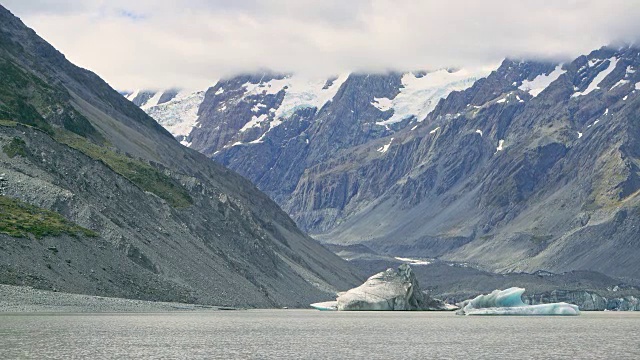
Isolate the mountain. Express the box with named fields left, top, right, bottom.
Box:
left=303, top=46, right=640, bottom=280
left=0, top=5, right=362, bottom=308
left=135, top=45, right=640, bottom=281
left=133, top=68, right=491, bottom=202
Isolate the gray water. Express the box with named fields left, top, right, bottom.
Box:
left=1, top=310, right=639, bottom=359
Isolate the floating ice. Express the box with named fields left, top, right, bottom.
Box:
left=311, top=264, right=449, bottom=311
left=456, top=287, right=580, bottom=316
left=310, top=301, right=338, bottom=311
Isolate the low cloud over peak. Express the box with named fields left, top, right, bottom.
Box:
left=6, top=0, right=640, bottom=90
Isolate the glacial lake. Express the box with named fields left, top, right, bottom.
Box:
left=1, top=310, right=639, bottom=359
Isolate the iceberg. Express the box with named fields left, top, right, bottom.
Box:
left=311, top=264, right=449, bottom=311
left=310, top=301, right=338, bottom=311
left=456, top=287, right=580, bottom=316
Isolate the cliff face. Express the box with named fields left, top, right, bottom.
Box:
left=0, top=5, right=361, bottom=308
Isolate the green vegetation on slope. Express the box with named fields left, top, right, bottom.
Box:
left=0, top=55, right=192, bottom=208
left=0, top=195, right=97, bottom=238
left=2, top=136, right=28, bottom=158
left=55, top=131, right=193, bottom=208
left=0, top=58, right=103, bottom=142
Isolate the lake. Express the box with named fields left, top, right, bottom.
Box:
left=1, top=310, right=639, bottom=359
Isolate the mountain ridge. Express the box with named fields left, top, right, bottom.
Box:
left=0, top=4, right=361, bottom=308
left=133, top=45, right=640, bottom=281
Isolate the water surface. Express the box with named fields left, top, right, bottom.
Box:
left=1, top=310, right=639, bottom=359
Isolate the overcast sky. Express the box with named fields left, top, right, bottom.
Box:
left=4, top=0, right=640, bottom=91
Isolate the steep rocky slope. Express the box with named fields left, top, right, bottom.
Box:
left=298, top=46, right=640, bottom=279
left=138, top=45, right=640, bottom=281
left=133, top=69, right=491, bottom=206
left=0, top=5, right=361, bottom=308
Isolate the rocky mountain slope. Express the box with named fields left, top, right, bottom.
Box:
left=136, top=45, right=640, bottom=282
left=0, top=4, right=362, bottom=308
left=132, top=69, right=491, bottom=206
left=304, top=46, right=640, bottom=280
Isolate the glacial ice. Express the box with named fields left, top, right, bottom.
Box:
left=456, top=287, right=580, bottom=316
left=310, top=301, right=338, bottom=311
left=145, top=90, right=206, bottom=138
left=310, top=264, right=448, bottom=311
left=375, top=68, right=493, bottom=126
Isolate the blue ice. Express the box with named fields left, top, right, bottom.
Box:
left=457, top=287, right=580, bottom=316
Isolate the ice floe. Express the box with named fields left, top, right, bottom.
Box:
left=456, top=287, right=580, bottom=316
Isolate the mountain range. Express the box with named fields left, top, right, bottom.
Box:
left=133, top=46, right=640, bottom=282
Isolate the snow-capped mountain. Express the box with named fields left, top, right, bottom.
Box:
left=129, top=68, right=491, bottom=151
left=128, top=47, right=640, bottom=281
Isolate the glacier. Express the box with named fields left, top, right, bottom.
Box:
left=456, top=287, right=580, bottom=316
left=375, top=68, right=493, bottom=126
left=145, top=90, right=206, bottom=140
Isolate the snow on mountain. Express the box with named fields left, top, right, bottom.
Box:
left=274, top=74, right=349, bottom=120
left=572, top=57, right=619, bottom=97
left=240, top=114, right=269, bottom=133
left=142, top=91, right=163, bottom=110
left=519, top=64, right=566, bottom=97
left=144, top=90, right=206, bottom=144
left=371, top=97, right=393, bottom=111
left=125, top=89, right=139, bottom=102
left=240, top=73, right=349, bottom=132
left=377, top=137, right=394, bottom=153
left=129, top=68, right=495, bottom=151
left=375, top=68, right=492, bottom=126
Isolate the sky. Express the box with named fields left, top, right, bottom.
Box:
left=4, top=0, right=640, bottom=91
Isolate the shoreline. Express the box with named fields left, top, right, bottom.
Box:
left=0, top=284, right=236, bottom=313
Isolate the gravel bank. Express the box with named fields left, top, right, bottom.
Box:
left=0, top=285, right=234, bottom=313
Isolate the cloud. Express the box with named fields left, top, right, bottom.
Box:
left=4, top=0, right=640, bottom=90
